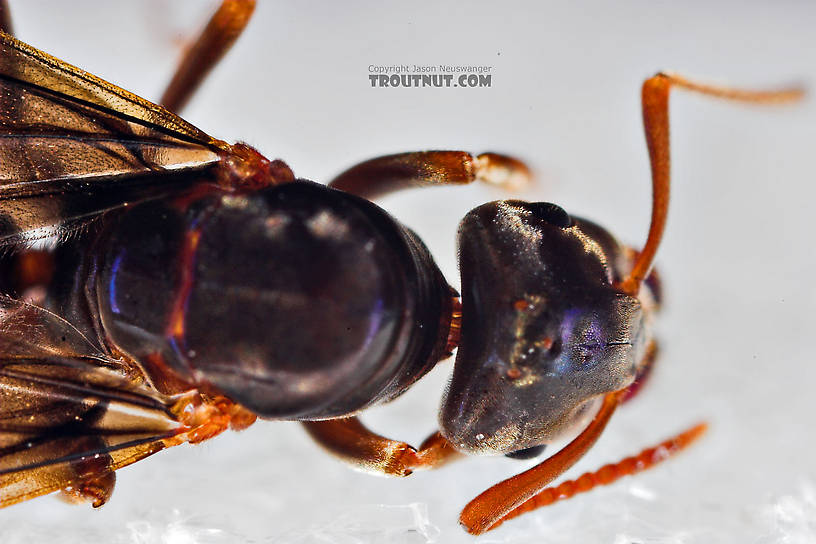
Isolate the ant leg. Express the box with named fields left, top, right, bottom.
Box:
left=3, top=249, right=55, bottom=303
left=302, top=417, right=462, bottom=477
left=618, top=72, right=803, bottom=296
left=53, top=435, right=118, bottom=508
left=59, top=471, right=116, bottom=509
left=482, top=423, right=707, bottom=533
left=329, top=151, right=531, bottom=199
left=0, top=0, right=13, bottom=35
left=160, top=0, right=256, bottom=113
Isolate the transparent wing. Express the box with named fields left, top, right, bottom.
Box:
left=0, top=295, right=186, bottom=507
left=0, top=31, right=229, bottom=247
left=0, top=432, right=174, bottom=508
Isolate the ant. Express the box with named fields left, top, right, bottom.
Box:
left=0, top=0, right=802, bottom=535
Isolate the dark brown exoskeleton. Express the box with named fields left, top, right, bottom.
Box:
left=0, top=0, right=802, bottom=534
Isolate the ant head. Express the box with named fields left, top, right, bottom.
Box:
left=440, top=201, right=646, bottom=455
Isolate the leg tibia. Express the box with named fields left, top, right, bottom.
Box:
left=303, top=417, right=462, bottom=476
left=329, top=151, right=531, bottom=199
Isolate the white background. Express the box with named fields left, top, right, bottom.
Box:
left=2, top=1, right=815, bottom=543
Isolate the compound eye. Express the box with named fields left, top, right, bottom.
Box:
left=504, top=444, right=546, bottom=460
left=524, top=202, right=572, bottom=228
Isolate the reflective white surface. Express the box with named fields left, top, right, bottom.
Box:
left=2, top=1, right=815, bottom=542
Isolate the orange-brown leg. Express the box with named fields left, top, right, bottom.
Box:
left=12, top=250, right=54, bottom=291
left=485, top=422, right=707, bottom=532
left=59, top=471, right=116, bottom=509
left=53, top=436, right=118, bottom=508
left=303, top=417, right=462, bottom=477
left=160, top=0, right=256, bottom=113
left=0, top=250, right=53, bottom=300
left=329, top=151, right=531, bottom=200
left=618, top=72, right=803, bottom=296
left=0, top=0, right=13, bottom=35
